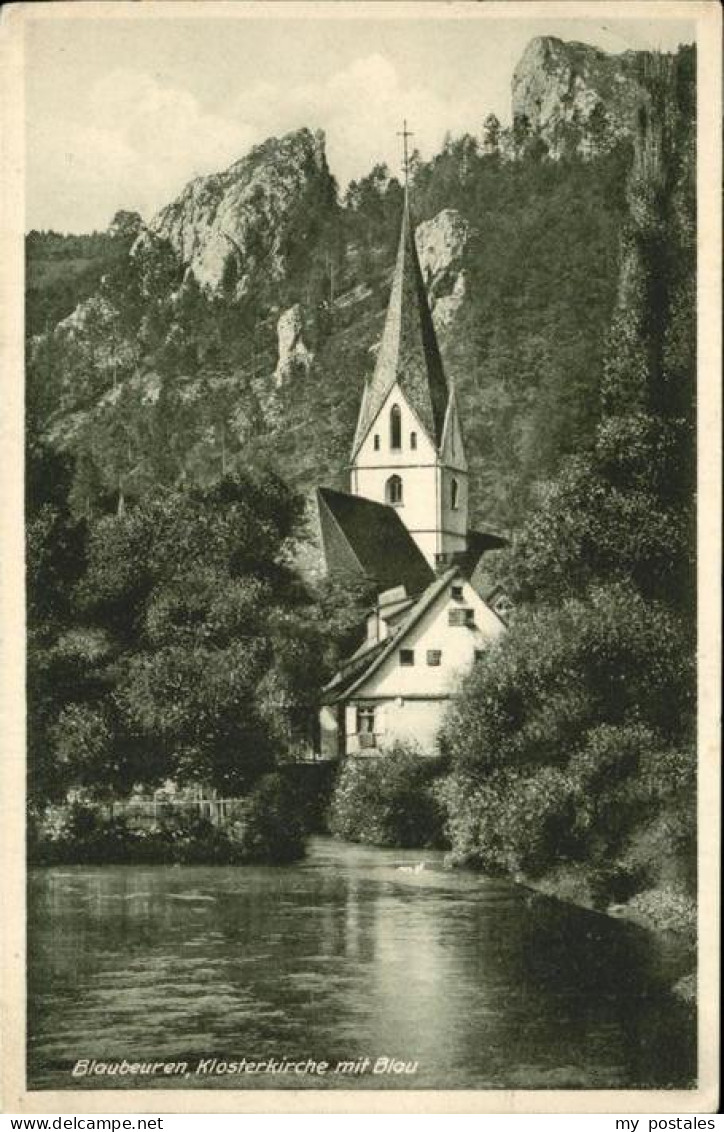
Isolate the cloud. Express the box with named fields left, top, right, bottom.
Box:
left=27, top=54, right=477, bottom=231
left=28, top=70, right=259, bottom=232
left=234, top=53, right=478, bottom=188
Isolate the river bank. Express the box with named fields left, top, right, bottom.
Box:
left=519, top=864, right=697, bottom=1004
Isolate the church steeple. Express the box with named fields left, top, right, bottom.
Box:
left=348, top=157, right=470, bottom=571
left=351, top=191, right=450, bottom=461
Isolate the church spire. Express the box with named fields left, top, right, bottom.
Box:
left=397, top=119, right=414, bottom=188
left=351, top=150, right=449, bottom=460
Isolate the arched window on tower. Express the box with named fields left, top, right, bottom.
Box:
left=451, top=477, right=460, bottom=510
left=386, top=474, right=403, bottom=505
left=390, top=404, right=402, bottom=450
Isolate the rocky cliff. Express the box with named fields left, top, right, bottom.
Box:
left=415, top=208, right=470, bottom=330
left=512, top=36, right=649, bottom=158
left=147, top=127, right=335, bottom=294
left=274, top=304, right=313, bottom=387
left=28, top=37, right=693, bottom=532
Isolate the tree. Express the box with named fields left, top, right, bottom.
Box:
left=70, top=471, right=325, bottom=796
left=440, top=50, right=696, bottom=893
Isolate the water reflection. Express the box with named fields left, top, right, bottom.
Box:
left=28, top=838, right=696, bottom=1090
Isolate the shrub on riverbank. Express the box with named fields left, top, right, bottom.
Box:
left=233, top=772, right=307, bottom=862
left=438, top=723, right=695, bottom=888
left=29, top=774, right=307, bottom=866
left=328, top=746, right=447, bottom=848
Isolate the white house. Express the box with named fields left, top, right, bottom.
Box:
left=316, top=191, right=509, bottom=758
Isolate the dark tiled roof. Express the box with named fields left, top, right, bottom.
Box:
left=351, top=195, right=449, bottom=459
left=317, top=486, right=434, bottom=597
left=451, top=527, right=508, bottom=584
left=321, top=637, right=389, bottom=701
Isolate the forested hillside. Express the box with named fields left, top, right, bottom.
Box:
left=27, top=39, right=697, bottom=914
left=27, top=45, right=664, bottom=539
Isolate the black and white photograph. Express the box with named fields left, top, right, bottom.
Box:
left=1, top=0, right=720, bottom=1114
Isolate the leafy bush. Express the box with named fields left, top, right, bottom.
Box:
left=438, top=726, right=695, bottom=886
left=328, top=746, right=447, bottom=848
left=232, top=773, right=306, bottom=863
left=439, top=767, right=581, bottom=876
left=440, top=583, right=693, bottom=782
left=623, top=887, right=696, bottom=934
left=29, top=789, right=307, bottom=867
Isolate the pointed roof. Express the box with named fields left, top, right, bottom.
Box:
left=351, top=193, right=449, bottom=459
left=317, top=486, right=434, bottom=597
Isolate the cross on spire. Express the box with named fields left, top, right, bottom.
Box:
left=397, top=119, right=414, bottom=184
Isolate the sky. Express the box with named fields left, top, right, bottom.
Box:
left=24, top=7, right=696, bottom=234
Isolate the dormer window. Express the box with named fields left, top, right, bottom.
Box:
left=390, top=404, right=402, bottom=450
left=386, top=474, right=403, bottom=505
left=451, top=478, right=460, bottom=510
left=374, top=434, right=380, bottom=451
left=410, top=431, right=417, bottom=450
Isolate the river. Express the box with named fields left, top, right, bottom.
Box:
left=27, top=837, right=696, bottom=1091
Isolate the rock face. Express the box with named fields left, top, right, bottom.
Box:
left=54, top=296, right=138, bottom=372
left=512, top=36, right=647, bottom=158
left=274, top=304, right=313, bottom=387
left=415, top=209, right=470, bottom=329
left=147, top=127, right=334, bottom=293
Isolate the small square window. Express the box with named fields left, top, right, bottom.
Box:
left=427, top=649, right=442, bottom=666
left=399, top=649, right=415, bottom=666
left=451, top=584, right=464, bottom=601
left=474, top=648, right=486, bottom=662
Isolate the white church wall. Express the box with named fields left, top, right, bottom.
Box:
left=353, top=382, right=437, bottom=470
left=440, top=464, right=469, bottom=551
left=352, top=383, right=442, bottom=565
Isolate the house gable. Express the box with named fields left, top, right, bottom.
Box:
left=346, top=571, right=506, bottom=702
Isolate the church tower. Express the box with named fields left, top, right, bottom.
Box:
left=349, top=192, right=469, bottom=569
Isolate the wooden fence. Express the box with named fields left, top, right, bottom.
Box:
left=52, top=797, right=240, bottom=829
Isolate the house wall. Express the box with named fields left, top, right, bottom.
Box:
left=358, top=577, right=504, bottom=698
left=340, top=577, right=506, bottom=755
left=345, top=698, right=446, bottom=756
left=319, top=703, right=344, bottom=759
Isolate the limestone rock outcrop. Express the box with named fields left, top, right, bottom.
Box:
left=415, top=209, right=470, bottom=329
left=512, top=36, right=648, bottom=158
left=146, top=128, right=335, bottom=294
left=274, top=304, right=313, bottom=387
